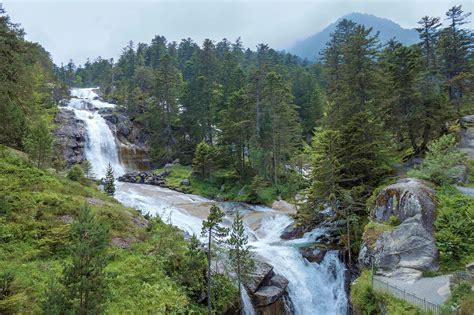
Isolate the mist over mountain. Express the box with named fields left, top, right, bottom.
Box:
left=288, top=12, right=419, bottom=61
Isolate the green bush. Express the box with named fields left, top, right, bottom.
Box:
left=435, top=186, right=474, bottom=271
left=388, top=215, right=400, bottom=226
left=408, top=134, right=467, bottom=185
left=67, top=164, right=85, bottom=182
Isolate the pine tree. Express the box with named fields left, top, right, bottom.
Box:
left=438, top=5, right=473, bottom=114
left=258, top=72, right=302, bottom=184
left=219, top=89, right=253, bottom=178
left=150, top=53, right=183, bottom=163
left=192, top=141, right=217, bottom=182
left=299, top=128, right=342, bottom=224
left=104, top=163, right=115, bottom=195
left=61, top=205, right=110, bottom=314
left=201, top=205, right=228, bottom=315
left=379, top=41, right=424, bottom=153
left=228, top=211, right=254, bottom=293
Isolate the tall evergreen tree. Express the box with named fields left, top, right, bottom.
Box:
left=257, top=72, right=301, bottom=184
left=438, top=5, right=473, bottom=114
left=228, top=211, right=254, bottom=293
left=201, top=205, right=228, bottom=315
left=150, top=53, right=183, bottom=162
left=61, top=205, right=110, bottom=314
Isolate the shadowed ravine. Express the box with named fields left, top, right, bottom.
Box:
left=67, top=88, right=348, bottom=314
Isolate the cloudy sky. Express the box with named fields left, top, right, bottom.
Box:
left=3, top=0, right=472, bottom=65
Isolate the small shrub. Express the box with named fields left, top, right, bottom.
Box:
left=363, top=221, right=393, bottom=249
left=388, top=215, right=400, bottom=226
left=408, top=134, right=467, bottom=185
left=435, top=186, right=474, bottom=271
left=67, top=165, right=84, bottom=182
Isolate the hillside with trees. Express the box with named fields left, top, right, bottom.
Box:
left=0, top=2, right=473, bottom=314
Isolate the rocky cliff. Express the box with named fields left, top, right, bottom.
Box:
left=53, top=108, right=86, bottom=167
left=358, top=178, right=439, bottom=281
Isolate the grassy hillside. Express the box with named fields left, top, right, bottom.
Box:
left=0, top=145, right=237, bottom=313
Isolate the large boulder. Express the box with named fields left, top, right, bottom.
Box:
left=371, top=178, right=436, bottom=233
left=359, top=178, right=439, bottom=280
left=243, top=259, right=290, bottom=314
left=245, top=260, right=274, bottom=293
left=271, top=200, right=296, bottom=213
left=280, top=223, right=312, bottom=240
left=53, top=108, right=86, bottom=166
left=299, top=247, right=327, bottom=263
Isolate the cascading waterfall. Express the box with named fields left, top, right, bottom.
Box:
left=67, top=88, right=348, bottom=314
left=66, top=88, right=124, bottom=178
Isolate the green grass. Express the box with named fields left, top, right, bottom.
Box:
left=0, top=146, right=236, bottom=313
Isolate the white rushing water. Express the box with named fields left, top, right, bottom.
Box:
left=66, top=88, right=124, bottom=178
left=67, top=88, right=348, bottom=314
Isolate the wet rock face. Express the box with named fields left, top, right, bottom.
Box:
left=280, top=223, right=312, bottom=240
left=359, top=178, right=439, bottom=280
left=53, top=108, right=86, bottom=167
left=99, top=108, right=150, bottom=151
left=299, top=247, right=327, bottom=263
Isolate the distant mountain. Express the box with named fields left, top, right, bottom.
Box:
left=288, top=13, right=419, bottom=61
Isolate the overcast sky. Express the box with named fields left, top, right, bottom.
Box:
left=3, top=0, right=473, bottom=65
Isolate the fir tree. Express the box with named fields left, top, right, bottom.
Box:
left=192, top=141, right=217, bottom=182
left=201, top=205, right=228, bottom=315
left=61, top=205, right=110, bottom=314
left=104, top=163, right=115, bottom=195
left=227, top=211, right=254, bottom=294
left=438, top=5, right=473, bottom=113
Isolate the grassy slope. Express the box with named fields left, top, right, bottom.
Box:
left=0, top=146, right=220, bottom=313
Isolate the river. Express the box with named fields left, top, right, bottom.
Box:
left=65, top=88, right=348, bottom=314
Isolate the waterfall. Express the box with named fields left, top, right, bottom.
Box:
left=66, top=88, right=124, bottom=178
left=67, top=88, right=348, bottom=314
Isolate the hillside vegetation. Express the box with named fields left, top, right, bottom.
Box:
left=0, top=146, right=236, bottom=313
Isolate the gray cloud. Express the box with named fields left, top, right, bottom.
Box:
left=3, top=0, right=473, bottom=65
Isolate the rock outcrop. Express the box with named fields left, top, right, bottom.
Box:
left=98, top=108, right=152, bottom=171
left=118, top=170, right=169, bottom=186
left=99, top=108, right=150, bottom=152
left=359, top=178, right=439, bottom=280
left=53, top=108, right=86, bottom=166
left=245, top=260, right=291, bottom=315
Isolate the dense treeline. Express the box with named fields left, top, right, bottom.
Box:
left=66, top=36, right=324, bottom=199
left=69, top=5, right=472, bottom=210
left=301, top=5, right=473, bottom=261
left=0, top=5, right=67, bottom=161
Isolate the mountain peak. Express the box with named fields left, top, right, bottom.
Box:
left=288, top=13, right=419, bottom=61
